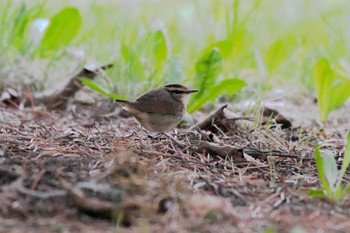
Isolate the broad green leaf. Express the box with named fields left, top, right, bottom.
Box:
left=226, top=27, right=248, bottom=65
left=192, top=48, right=223, bottom=100
left=213, top=40, right=233, bottom=59
left=328, top=79, right=350, bottom=115
left=203, top=78, right=246, bottom=102
left=200, top=40, right=239, bottom=77
left=80, top=78, right=123, bottom=100
left=188, top=78, right=246, bottom=113
left=202, top=40, right=233, bottom=60
left=313, top=58, right=350, bottom=122
left=265, top=35, right=297, bottom=73
left=266, top=39, right=285, bottom=73
left=313, top=58, right=333, bottom=122
left=336, top=132, right=350, bottom=188
left=38, top=7, right=82, bottom=56
left=322, top=151, right=338, bottom=192
left=152, top=30, right=168, bottom=67
left=314, top=146, right=332, bottom=197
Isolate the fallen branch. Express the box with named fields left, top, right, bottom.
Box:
left=35, top=63, right=113, bottom=110
left=193, top=105, right=228, bottom=133
left=15, top=178, right=66, bottom=199
left=195, top=141, right=244, bottom=161
left=244, top=148, right=307, bottom=159
left=60, top=179, right=135, bottom=225
left=61, top=180, right=115, bottom=219
left=261, top=107, right=292, bottom=129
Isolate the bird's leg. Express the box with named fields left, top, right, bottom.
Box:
left=137, top=125, right=152, bottom=140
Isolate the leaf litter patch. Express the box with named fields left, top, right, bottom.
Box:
left=1, top=78, right=350, bottom=232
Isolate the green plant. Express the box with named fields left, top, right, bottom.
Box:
left=308, top=131, right=350, bottom=202
left=1, top=1, right=349, bottom=105
left=36, top=7, right=82, bottom=57
left=120, top=29, right=169, bottom=87
left=265, top=34, right=299, bottom=75
left=187, top=47, right=246, bottom=113
left=0, top=0, right=45, bottom=53
left=313, top=58, right=350, bottom=122
left=0, top=3, right=81, bottom=57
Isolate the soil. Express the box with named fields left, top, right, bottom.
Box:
left=0, top=89, right=350, bottom=233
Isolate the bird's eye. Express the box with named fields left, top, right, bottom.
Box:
left=173, top=90, right=181, bottom=94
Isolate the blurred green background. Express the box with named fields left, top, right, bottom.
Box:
left=1, top=0, right=350, bottom=115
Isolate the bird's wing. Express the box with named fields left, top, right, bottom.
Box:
left=133, top=88, right=181, bottom=115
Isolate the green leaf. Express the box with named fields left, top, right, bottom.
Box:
left=307, top=188, right=325, bottom=198
left=152, top=30, right=168, bottom=68
left=3, top=1, right=44, bottom=52
left=336, top=132, right=350, bottom=188
left=328, top=79, right=350, bottom=115
left=188, top=78, right=246, bottom=113
left=322, top=151, right=338, bottom=192
left=334, top=186, right=345, bottom=202
left=313, top=58, right=350, bottom=122
left=314, top=58, right=332, bottom=122
left=265, top=35, right=297, bottom=73
left=266, top=39, right=285, bottom=73
left=314, top=146, right=332, bottom=198
left=192, top=48, right=223, bottom=100
left=202, top=40, right=233, bottom=60
left=38, top=7, right=82, bottom=57
left=187, top=46, right=246, bottom=113
left=80, top=78, right=123, bottom=100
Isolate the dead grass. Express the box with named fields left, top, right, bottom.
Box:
left=1, top=89, right=350, bottom=233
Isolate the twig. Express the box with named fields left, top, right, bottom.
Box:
left=15, top=178, right=66, bottom=199
left=30, top=168, right=46, bottom=190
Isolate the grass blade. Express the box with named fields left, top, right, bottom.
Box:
left=307, top=188, right=325, bottom=198
left=80, top=78, right=123, bottom=100
left=336, top=132, right=350, bottom=189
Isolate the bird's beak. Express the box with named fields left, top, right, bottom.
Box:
left=188, top=89, right=199, bottom=93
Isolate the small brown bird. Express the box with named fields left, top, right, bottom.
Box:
left=115, top=84, right=198, bottom=132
